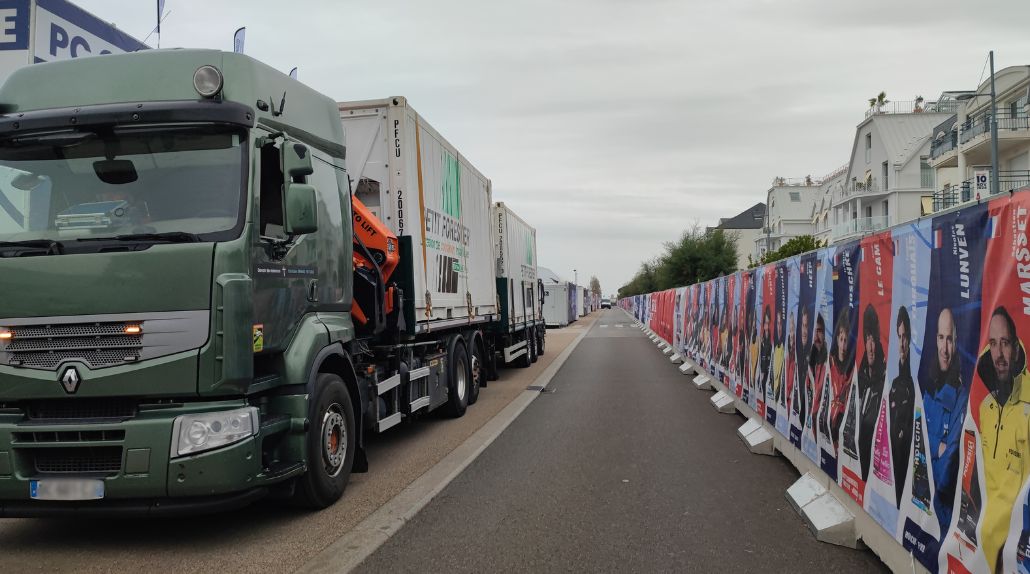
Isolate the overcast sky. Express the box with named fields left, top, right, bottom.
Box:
left=78, top=0, right=1030, bottom=294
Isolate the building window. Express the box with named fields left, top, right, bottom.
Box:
left=882, top=161, right=889, bottom=191
left=920, top=156, right=933, bottom=188
left=865, top=205, right=873, bottom=219
left=882, top=200, right=888, bottom=218
left=789, top=192, right=801, bottom=202
left=865, top=133, right=872, bottom=164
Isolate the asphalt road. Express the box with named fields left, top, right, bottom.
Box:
left=355, top=309, right=889, bottom=573
left=0, top=320, right=590, bottom=574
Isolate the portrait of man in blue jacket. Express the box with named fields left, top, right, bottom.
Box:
left=920, top=307, right=968, bottom=536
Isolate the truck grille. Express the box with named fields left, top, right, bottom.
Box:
left=2, top=322, right=142, bottom=370
left=27, top=399, right=138, bottom=421
left=15, top=430, right=125, bottom=443
left=32, top=447, right=123, bottom=474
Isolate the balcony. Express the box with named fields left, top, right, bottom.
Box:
left=832, top=216, right=889, bottom=241
left=957, top=109, right=1030, bottom=164
left=930, top=130, right=959, bottom=160
left=931, top=170, right=1030, bottom=212
left=864, top=99, right=960, bottom=120
left=838, top=177, right=885, bottom=201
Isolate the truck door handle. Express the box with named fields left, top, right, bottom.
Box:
left=307, top=279, right=319, bottom=303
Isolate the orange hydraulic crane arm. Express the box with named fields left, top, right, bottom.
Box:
left=352, top=195, right=399, bottom=283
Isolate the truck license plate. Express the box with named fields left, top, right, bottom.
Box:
left=30, top=478, right=105, bottom=501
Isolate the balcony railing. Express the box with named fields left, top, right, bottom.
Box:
left=864, top=99, right=960, bottom=119
left=840, top=177, right=883, bottom=199
left=833, top=216, right=889, bottom=239
left=959, top=109, right=1030, bottom=144
left=931, top=170, right=1030, bottom=212
left=930, top=130, right=959, bottom=159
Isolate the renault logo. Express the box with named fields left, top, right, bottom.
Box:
left=59, top=367, right=81, bottom=394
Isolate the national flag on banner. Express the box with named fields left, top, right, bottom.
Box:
left=934, top=228, right=943, bottom=249
left=233, top=27, right=246, bottom=54
left=987, top=213, right=1000, bottom=238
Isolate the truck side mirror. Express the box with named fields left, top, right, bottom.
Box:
left=285, top=183, right=318, bottom=235
left=282, top=142, right=313, bottom=179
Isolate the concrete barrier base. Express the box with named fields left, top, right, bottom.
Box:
left=669, top=353, right=683, bottom=364
left=786, top=473, right=858, bottom=549
left=709, top=390, right=735, bottom=413
left=692, top=374, right=713, bottom=390
left=737, top=419, right=776, bottom=456
left=660, top=345, right=672, bottom=355
left=678, top=361, right=696, bottom=375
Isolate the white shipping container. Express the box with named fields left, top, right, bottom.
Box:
left=340, top=98, right=497, bottom=330
left=493, top=202, right=538, bottom=331
left=576, top=286, right=585, bottom=317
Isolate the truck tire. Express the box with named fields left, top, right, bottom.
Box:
left=442, top=338, right=470, bottom=417
left=536, top=326, right=546, bottom=357
left=295, top=373, right=356, bottom=509
left=468, top=337, right=484, bottom=405
left=528, top=329, right=538, bottom=364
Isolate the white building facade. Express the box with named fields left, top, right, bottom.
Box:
left=829, top=101, right=952, bottom=243
left=930, top=67, right=1030, bottom=212
left=754, top=179, right=821, bottom=260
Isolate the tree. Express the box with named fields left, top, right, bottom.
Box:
left=618, top=225, right=738, bottom=297
left=589, top=276, right=602, bottom=298
left=751, top=235, right=824, bottom=267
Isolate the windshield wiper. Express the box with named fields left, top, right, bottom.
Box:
left=0, top=239, right=65, bottom=255
left=76, top=232, right=201, bottom=244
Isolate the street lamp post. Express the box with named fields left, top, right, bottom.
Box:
left=989, top=50, right=1000, bottom=196
left=957, top=50, right=1001, bottom=198
left=573, top=269, right=578, bottom=288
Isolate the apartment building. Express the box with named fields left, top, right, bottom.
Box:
left=754, top=178, right=821, bottom=259
left=929, top=66, right=1030, bottom=211
left=830, top=99, right=952, bottom=243
left=812, top=164, right=848, bottom=244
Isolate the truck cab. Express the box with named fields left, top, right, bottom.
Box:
left=0, top=50, right=364, bottom=515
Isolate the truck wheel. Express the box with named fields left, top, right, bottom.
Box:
left=468, top=338, right=484, bottom=405
left=528, top=330, right=538, bottom=364
left=295, top=373, right=356, bottom=509
left=443, top=339, right=470, bottom=417
left=536, top=327, right=546, bottom=357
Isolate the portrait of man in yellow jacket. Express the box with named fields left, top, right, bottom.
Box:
left=975, top=305, right=1030, bottom=573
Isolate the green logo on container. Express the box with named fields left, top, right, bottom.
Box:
left=442, top=152, right=461, bottom=219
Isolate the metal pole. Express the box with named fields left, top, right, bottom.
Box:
left=990, top=50, right=1000, bottom=196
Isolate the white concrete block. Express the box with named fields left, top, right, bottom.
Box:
left=710, top=390, right=735, bottom=413
left=661, top=345, right=672, bottom=355
left=669, top=353, right=683, bottom=364
left=785, top=473, right=858, bottom=549
left=742, top=425, right=776, bottom=456
left=786, top=473, right=827, bottom=513
left=737, top=418, right=762, bottom=438
left=678, top=361, right=696, bottom=375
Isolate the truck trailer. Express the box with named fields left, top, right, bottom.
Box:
left=0, top=50, right=543, bottom=515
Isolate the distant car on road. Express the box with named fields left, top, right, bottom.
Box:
left=601, top=298, right=612, bottom=309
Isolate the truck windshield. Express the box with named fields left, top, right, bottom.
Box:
left=0, top=124, right=245, bottom=243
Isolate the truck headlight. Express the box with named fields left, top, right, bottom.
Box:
left=170, top=407, right=258, bottom=458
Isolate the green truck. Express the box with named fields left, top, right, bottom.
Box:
left=0, top=49, right=543, bottom=515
